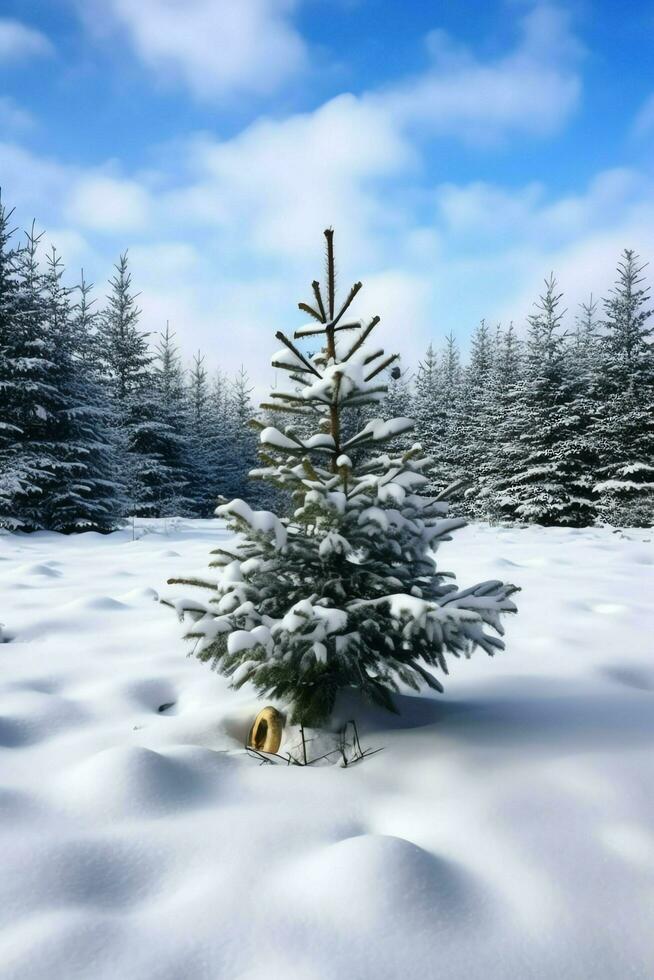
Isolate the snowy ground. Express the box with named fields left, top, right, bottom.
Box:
left=1, top=518, right=653, bottom=980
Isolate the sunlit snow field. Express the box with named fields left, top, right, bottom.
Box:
left=1, top=518, right=653, bottom=979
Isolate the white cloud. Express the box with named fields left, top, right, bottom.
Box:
left=0, top=142, right=70, bottom=218
left=436, top=181, right=545, bottom=239
left=84, top=0, right=306, bottom=100
left=435, top=169, right=649, bottom=248
left=67, top=175, right=153, bottom=233
left=0, top=17, right=52, bottom=62
left=77, top=0, right=582, bottom=144
left=170, top=94, right=415, bottom=267
left=354, top=270, right=436, bottom=368
left=156, top=2, right=583, bottom=276
left=379, top=4, right=582, bottom=144
left=5, top=4, right=648, bottom=390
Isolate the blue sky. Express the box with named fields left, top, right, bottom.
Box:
left=1, top=1, right=653, bottom=386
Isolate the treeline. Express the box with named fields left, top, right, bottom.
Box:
left=392, top=253, right=653, bottom=528
left=0, top=196, right=261, bottom=532
left=1, top=189, right=652, bottom=532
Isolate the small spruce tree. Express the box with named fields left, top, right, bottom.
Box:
left=170, top=231, right=518, bottom=727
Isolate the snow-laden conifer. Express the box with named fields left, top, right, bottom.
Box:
left=0, top=224, right=62, bottom=530
left=221, top=366, right=260, bottom=504
left=474, top=322, right=524, bottom=521
left=490, top=275, right=597, bottom=526
left=123, top=323, right=191, bottom=519
left=169, top=231, right=518, bottom=727
left=185, top=349, right=220, bottom=516
left=594, top=251, right=654, bottom=527
left=0, top=196, right=29, bottom=528
left=452, top=319, right=495, bottom=516
left=40, top=251, right=126, bottom=531
left=96, top=253, right=180, bottom=518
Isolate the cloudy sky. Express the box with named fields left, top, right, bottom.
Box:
left=1, top=0, right=653, bottom=387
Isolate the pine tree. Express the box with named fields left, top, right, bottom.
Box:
left=38, top=248, right=110, bottom=531
left=186, top=349, right=220, bottom=516
left=475, top=323, right=523, bottom=521
left=413, top=344, right=440, bottom=443
left=428, top=332, right=465, bottom=502
left=453, top=319, right=495, bottom=516
left=573, top=295, right=599, bottom=368
left=125, top=322, right=191, bottom=520
left=0, top=196, right=30, bottom=529
left=95, top=253, right=150, bottom=401
left=62, top=272, right=126, bottom=531
left=169, top=230, right=518, bottom=727
left=0, top=223, right=61, bottom=530
left=412, top=342, right=443, bottom=490
left=222, top=366, right=260, bottom=503
left=379, top=362, right=413, bottom=455
left=1, top=208, right=124, bottom=533
left=490, top=275, right=597, bottom=526
left=594, top=251, right=654, bottom=526
left=95, top=253, right=167, bottom=518
left=157, top=322, right=186, bottom=412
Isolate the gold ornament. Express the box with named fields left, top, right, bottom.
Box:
left=247, top=706, right=284, bottom=754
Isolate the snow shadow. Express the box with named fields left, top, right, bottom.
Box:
left=334, top=679, right=654, bottom=753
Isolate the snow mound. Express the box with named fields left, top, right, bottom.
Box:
left=59, top=745, right=221, bottom=818
left=287, top=833, right=482, bottom=928
left=0, top=691, right=88, bottom=746
left=17, top=562, right=63, bottom=578
left=601, top=663, right=654, bottom=692
left=63, top=595, right=128, bottom=611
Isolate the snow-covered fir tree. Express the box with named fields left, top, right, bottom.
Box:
left=186, top=350, right=220, bottom=516
left=126, top=375, right=189, bottom=519
left=474, top=322, right=524, bottom=521
left=379, top=362, right=413, bottom=455
left=413, top=343, right=439, bottom=444
left=63, top=272, right=127, bottom=531
left=222, top=366, right=260, bottom=503
left=0, top=224, right=62, bottom=531
left=95, top=253, right=175, bottom=517
left=573, top=295, right=599, bottom=368
left=0, top=198, right=32, bottom=529
left=39, top=249, right=125, bottom=531
left=452, top=319, right=496, bottom=516
left=169, top=230, right=518, bottom=727
left=0, top=207, right=123, bottom=531
left=95, top=253, right=150, bottom=402
left=594, top=251, right=654, bottom=526
left=488, top=275, right=597, bottom=526
left=126, top=322, right=191, bottom=519
left=157, top=322, right=186, bottom=412
left=415, top=333, right=462, bottom=498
